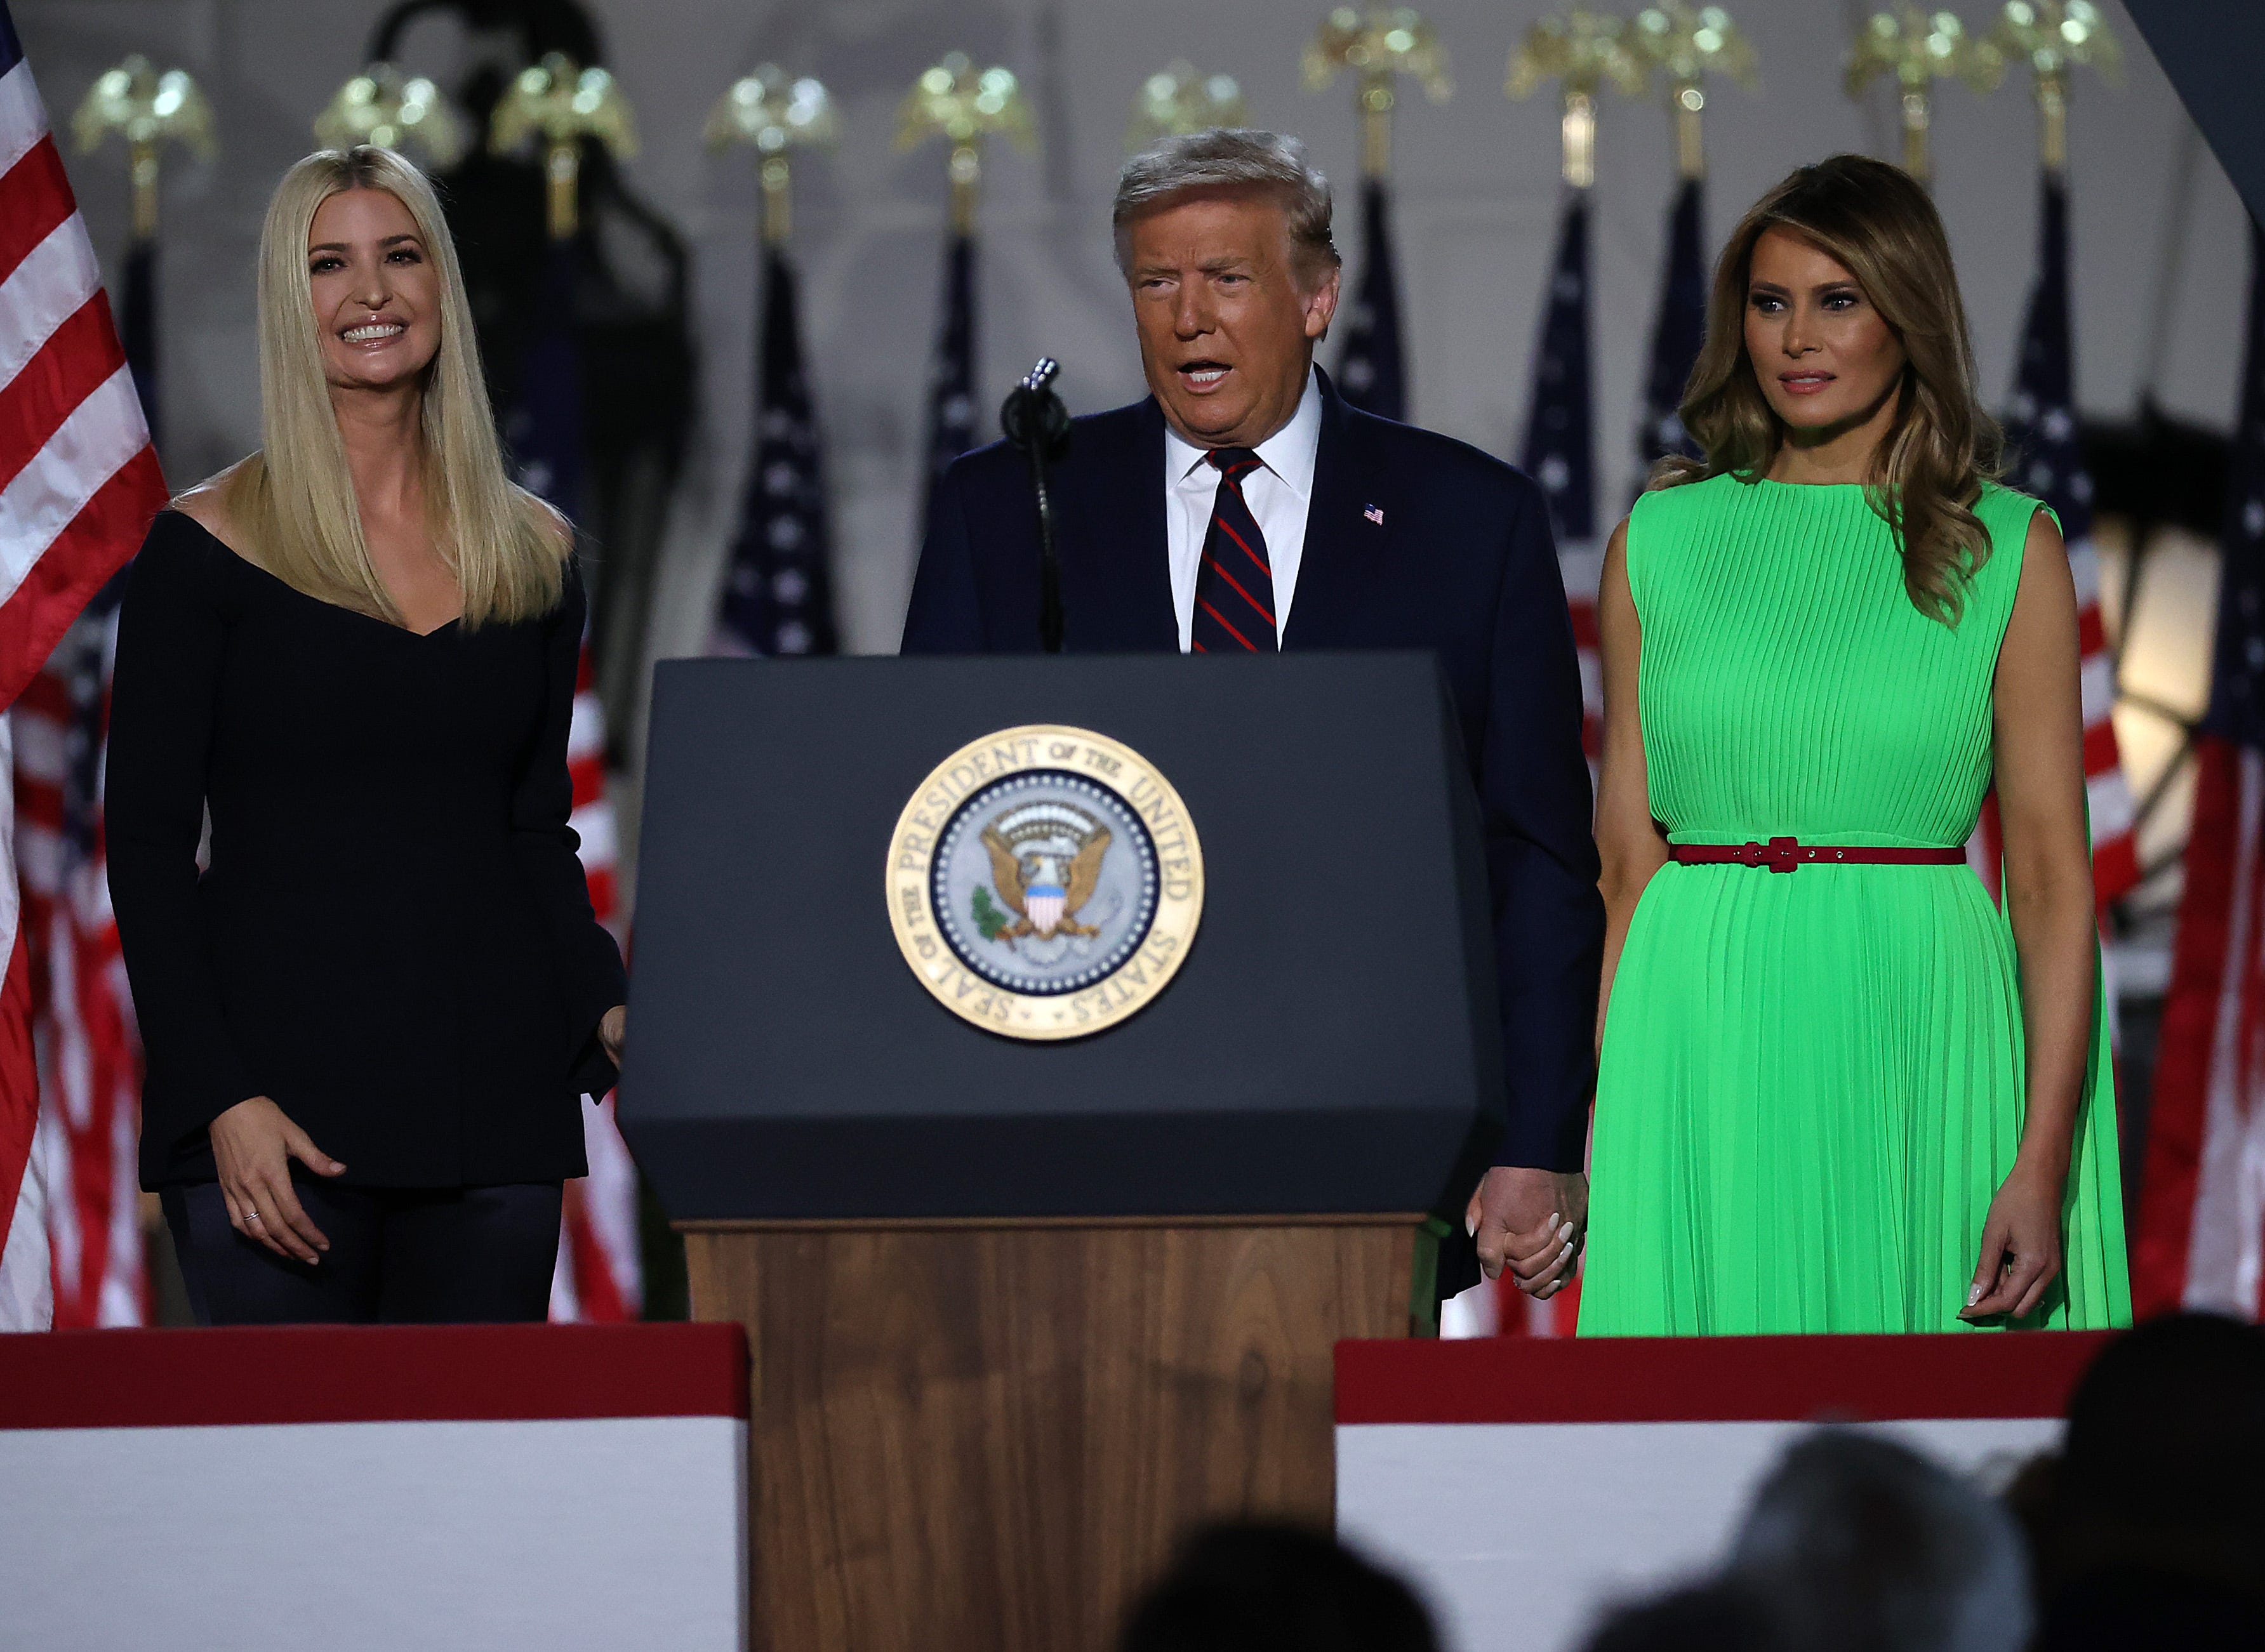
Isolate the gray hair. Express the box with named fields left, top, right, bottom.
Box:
left=1112, top=128, right=1339, bottom=284
left=1728, top=1431, right=2032, bottom=1652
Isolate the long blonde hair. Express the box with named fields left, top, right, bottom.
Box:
left=1652, top=155, right=2002, bottom=624
left=213, top=145, right=564, bottom=627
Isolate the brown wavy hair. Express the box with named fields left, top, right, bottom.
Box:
left=1652, top=154, right=2002, bottom=624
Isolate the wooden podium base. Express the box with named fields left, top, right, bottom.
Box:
left=682, top=1216, right=1437, bottom=1652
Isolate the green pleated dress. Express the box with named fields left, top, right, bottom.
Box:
left=1579, top=474, right=2131, bottom=1337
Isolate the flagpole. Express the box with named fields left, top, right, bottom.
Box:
left=898, top=55, right=1032, bottom=527
left=1993, top=1, right=2121, bottom=179
left=1508, top=6, right=1646, bottom=194
left=488, top=53, right=644, bottom=1323
left=897, top=53, right=1033, bottom=241
left=1843, top=6, right=2003, bottom=185
left=1305, top=11, right=1449, bottom=423
left=1627, top=6, right=1754, bottom=471
left=489, top=51, right=638, bottom=242
left=70, top=56, right=212, bottom=446
left=1630, top=4, right=1755, bottom=185
left=708, top=65, right=837, bottom=249
left=707, top=68, right=840, bottom=659
left=1303, top=8, right=1451, bottom=185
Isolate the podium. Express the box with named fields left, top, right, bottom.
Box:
left=622, top=653, right=1505, bottom=1651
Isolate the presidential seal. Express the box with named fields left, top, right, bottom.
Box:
left=887, top=725, right=1203, bottom=1040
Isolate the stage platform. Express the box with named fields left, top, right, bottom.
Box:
left=0, top=1323, right=749, bottom=1651
left=1335, top=1330, right=2109, bottom=1652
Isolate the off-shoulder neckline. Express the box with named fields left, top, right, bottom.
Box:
left=161, top=510, right=463, bottom=639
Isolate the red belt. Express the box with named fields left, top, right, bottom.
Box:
left=1670, top=836, right=1967, bottom=875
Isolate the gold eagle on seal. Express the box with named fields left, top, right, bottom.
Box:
left=980, top=801, right=1111, bottom=942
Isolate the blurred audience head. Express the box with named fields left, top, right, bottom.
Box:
left=2018, top=1312, right=2265, bottom=1644
left=2061, top=1311, right=2265, bottom=1540
left=1727, top=1429, right=2029, bottom=1652
left=1118, top=1521, right=1437, bottom=1652
left=1580, top=1579, right=1787, bottom=1652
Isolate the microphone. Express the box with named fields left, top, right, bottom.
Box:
left=1000, top=358, right=1070, bottom=654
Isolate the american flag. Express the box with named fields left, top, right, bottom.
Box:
left=1530, top=191, right=1604, bottom=786
left=1441, top=187, right=1601, bottom=1343
left=14, top=168, right=161, bottom=1332
left=1335, top=177, right=1407, bottom=422
left=1988, top=171, right=2140, bottom=913
left=0, top=3, right=169, bottom=1332
left=2132, top=215, right=2265, bottom=1323
left=921, top=232, right=976, bottom=534
left=713, top=248, right=835, bottom=657
left=501, top=239, right=641, bottom=1323
left=1637, top=178, right=1706, bottom=469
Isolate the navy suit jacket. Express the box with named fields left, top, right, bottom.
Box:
left=900, top=371, right=1603, bottom=1173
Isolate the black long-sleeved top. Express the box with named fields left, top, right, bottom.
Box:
left=110, top=511, right=628, bottom=1189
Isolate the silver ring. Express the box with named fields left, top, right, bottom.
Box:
left=244, top=1210, right=262, bottom=1224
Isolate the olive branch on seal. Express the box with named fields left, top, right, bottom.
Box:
left=971, top=885, right=1011, bottom=943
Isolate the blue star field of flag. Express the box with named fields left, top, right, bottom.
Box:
left=2206, top=219, right=2265, bottom=750
left=1336, top=178, right=1406, bottom=423
left=505, top=242, right=587, bottom=520
left=1522, top=193, right=1597, bottom=544
left=715, top=249, right=835, bottom=656
left=2002, top=175, right=2094, bottom=545
left=1638, top=178, right=1706, bottom=469
left=921, top=232, right=977, bottom=533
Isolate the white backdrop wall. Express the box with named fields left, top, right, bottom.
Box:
left=17, top=0, right=2252, bottom=792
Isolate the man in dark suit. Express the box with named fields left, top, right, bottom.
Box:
left=901, top=129, right=1601, bottom=1302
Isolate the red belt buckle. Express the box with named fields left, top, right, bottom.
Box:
left=1739, top=836, right=1802, bottom=873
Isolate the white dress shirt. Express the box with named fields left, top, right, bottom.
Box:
left=1162, top=366, right=1323, bottom=652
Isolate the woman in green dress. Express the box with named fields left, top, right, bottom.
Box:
left=1579, top=155, right=2130, bottom=1335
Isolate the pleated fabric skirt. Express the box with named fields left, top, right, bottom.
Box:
left=1578, top=858, right=2130, bottom=1336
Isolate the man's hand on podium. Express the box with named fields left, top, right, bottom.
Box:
left=1467, top=1167, right=1586, bottom=1298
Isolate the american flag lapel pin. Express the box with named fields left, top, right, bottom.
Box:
left=1363, top=503, right=1385, bottom=526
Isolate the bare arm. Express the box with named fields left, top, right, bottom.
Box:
left=1594, top=518, right=1671, bottom=1050
left=1965, top=508, right=2095, bottom=1321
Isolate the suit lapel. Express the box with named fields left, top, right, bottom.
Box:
left=1062, top=398, right=1176, bottom=652
left=1284, top=369, right=1390, bottom=651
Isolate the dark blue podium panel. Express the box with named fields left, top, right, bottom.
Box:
left=621, top=653, right=1504, bottom=1221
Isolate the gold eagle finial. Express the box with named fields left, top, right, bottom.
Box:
left=1507, top=8, right=1647, bottom=189
left=72, top=56, right=216, bottom=241
left=1304, top=8, right=1452, bottom=180
left=707, top=68, right=837, bottom=246
left=1127, top=63, right=1248, bottom=152
left=488, top=53, right=639, bottom=239
left=1629, top=5, right=1758, bottom=180
left=313, top=65, right=466, bottom=166
left=896, top=54, right=1035, bottom=238
left=1845, top=7, right=2004, bottom=183
left=1992, top=2, right=2120, bottom=173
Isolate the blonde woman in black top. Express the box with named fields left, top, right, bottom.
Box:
left=109, top=146, right=627, bottom=1323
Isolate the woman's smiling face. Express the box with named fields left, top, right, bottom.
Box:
left=306, top=187, right=441, bottom=393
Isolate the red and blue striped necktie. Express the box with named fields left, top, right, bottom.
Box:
left=1191, top=447, right=1277, bottom=653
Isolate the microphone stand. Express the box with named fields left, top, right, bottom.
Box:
left=1000, top=357, right=1072, bottom=654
